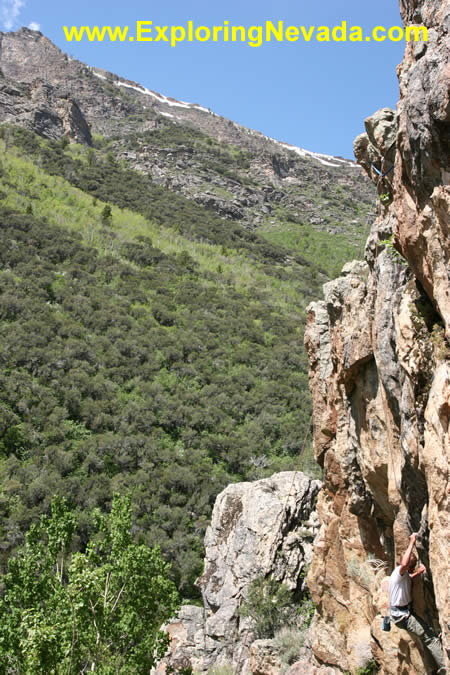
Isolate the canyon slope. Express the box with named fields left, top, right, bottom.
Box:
left=0, top=27, right=373, bottom=275
left=0, top=4, right=448, bottom=673
left=0, top=24, right=378, bottom=604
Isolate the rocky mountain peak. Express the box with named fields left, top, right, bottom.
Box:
left=0, top=27, right=74, bottom=83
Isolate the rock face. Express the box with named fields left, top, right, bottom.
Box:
left=305, top=1, right=449, bottom=673
left=0, top=74, right=92, bottom=144
left=157, top=472, right=321, bottom=673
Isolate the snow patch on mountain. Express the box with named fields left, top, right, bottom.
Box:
left=92, top=69, right=356, bottom=168
left=92, top=70, right=214, bottom=115
left=277, top=142, right=358, bottom=168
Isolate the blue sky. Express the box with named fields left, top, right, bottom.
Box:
left=1, top=0, right=405, bottom=158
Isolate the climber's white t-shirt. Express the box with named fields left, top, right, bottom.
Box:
left=389, top=566, right=412, bottom=621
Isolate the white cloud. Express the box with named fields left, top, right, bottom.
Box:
left=1, top=0, right=25, bottom=31
left=28, top=21, right=40, bottom=31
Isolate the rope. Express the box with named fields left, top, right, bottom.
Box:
left=359, top=139, right=397, bottom=259
left=377, top=139, right=396, bottom=171
left=372, top=139, right=396, bottom=201
left=371, top=163, right=394, bottom=179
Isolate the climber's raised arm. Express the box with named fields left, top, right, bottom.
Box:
left=399, top=532, right=417, bottom=576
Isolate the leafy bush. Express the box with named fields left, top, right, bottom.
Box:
left=274, top=626, right=307, bottom=667
left=431, top=324, right=450, bottom=361
left=239, top=577, right=313, bottom=639
left=379, top=234, right=408, bottom=266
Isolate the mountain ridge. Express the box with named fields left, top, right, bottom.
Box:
left=0, top=23, right=376, bottom=610
left=0, top=26, right=354, bottom=164
left=89, top=65, right=357, bottom=168
left=0, top=27, right=375, bottom=256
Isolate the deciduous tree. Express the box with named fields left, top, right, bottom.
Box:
left=0, top=495, right=179, bottom=673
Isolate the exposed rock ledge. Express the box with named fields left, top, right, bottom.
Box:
left=155, top=471, right=321, bottom=673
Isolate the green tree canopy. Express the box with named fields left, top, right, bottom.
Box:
left=0, top=495, right=179, bottom=674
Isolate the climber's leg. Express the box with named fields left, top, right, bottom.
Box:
left=405, top=612, right=446, bottom=671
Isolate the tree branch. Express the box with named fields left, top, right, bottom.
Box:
left=111, top=583, right=126, bottom=614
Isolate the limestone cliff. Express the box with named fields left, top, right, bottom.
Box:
left=305, top=1, right=449, bottom=673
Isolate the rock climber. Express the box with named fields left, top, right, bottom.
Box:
left=389, top=532, right=446, bottom=674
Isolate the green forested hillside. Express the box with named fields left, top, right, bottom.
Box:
left=3, top=126, right=316, bottom=270
left=0, top=127, right=326, bottom=597
left=107, top=121, right=373, bottom=278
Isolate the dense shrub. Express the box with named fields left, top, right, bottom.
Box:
left=0, top=209, right=315, bottom=597
left=0, top=495, right=178, bottom=673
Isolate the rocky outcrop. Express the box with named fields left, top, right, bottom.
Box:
left=0, top=74, right=92, bottom=144
left=156, top=472, right=321, bottom=673
left=305, top=1, right=449, bottom=673
left=394, top=0, right=450, bottom=339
